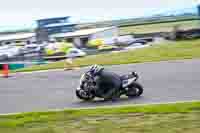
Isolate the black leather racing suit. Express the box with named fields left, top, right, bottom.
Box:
left=93, top=69, right=122, bottom=100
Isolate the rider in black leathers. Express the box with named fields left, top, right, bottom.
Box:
left=88, top=65, right=121, bottom=100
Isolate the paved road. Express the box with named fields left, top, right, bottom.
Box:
left=1, top=59, right=200, bottom=114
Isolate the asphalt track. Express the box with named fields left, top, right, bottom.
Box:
left=0, top=59, right=200, bottom=114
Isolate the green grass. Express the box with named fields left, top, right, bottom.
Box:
left=119, top=20, right=200, bottom=35
left=1, top=101, right=200, bottom=133
left=14, top=39, right=200, bottom=73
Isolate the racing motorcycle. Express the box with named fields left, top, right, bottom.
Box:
left=76, top=71, right=143, bottom=101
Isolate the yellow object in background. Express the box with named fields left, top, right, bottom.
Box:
left=98, top=45, right=118, bottom=51
left=87, top=39, right=104, bottom=48
left=45, top=42, right=74, bottom=56
left=45, top=49, right=55, bottom=55
left=59, top=42, right=73, bottom=54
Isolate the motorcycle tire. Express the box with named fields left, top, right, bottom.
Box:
left=126, top=82, right=143, bottom=97
left=76, top=90, right=95, bottom=101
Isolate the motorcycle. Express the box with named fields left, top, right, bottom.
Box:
left=76, top=71, right=143, bottom=101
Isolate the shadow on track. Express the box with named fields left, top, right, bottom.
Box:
left=73, top=96, right=145, bottom=108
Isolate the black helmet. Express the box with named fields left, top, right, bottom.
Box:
left=89, top=64, right=104, bottom=75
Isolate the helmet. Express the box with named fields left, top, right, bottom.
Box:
left=89, top=64, right=104, bottom=76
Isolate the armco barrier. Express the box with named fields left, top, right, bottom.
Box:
left=0, top=61, right=48, bottom=71
left=1, top=64, right=9, bottom=78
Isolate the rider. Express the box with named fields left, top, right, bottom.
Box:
left=88, top=64, right=122, bottom=101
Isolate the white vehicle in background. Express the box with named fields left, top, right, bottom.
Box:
left=115, top=35, right=135, bottom=45
left=20, top=43, right=47, bottom=55
left=112, top=43, right=150, bottom=53
left=0, top=45, right=21, bottom=60
left=88, top=35, right=148, bottom=46
left=66, top=48, right=86, bottom=58
left=96, top=35, right=135, bottom=46
left=124, top=43, right=150, bottom=50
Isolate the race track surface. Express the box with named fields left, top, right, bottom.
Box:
left=0, top=59, right=200, bottom=114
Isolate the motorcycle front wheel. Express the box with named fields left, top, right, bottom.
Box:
left=76, top=90, right=95, bottom=101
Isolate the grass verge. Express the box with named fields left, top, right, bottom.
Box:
left=13, top=39, right=200, bottom=73
left=119, top=20, right=200, bottom=34
left=0, top=101, right=200, bottom=133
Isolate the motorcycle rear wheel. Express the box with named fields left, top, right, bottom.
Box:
left=126, top=82, right=143, bottom=97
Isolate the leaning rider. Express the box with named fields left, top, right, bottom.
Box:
left=88, top=64, right=122, bottom=101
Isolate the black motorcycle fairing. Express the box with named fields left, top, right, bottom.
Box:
left=120, top=72, right=138, bottom=81
left=93, top=70, right=122, bottom=98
